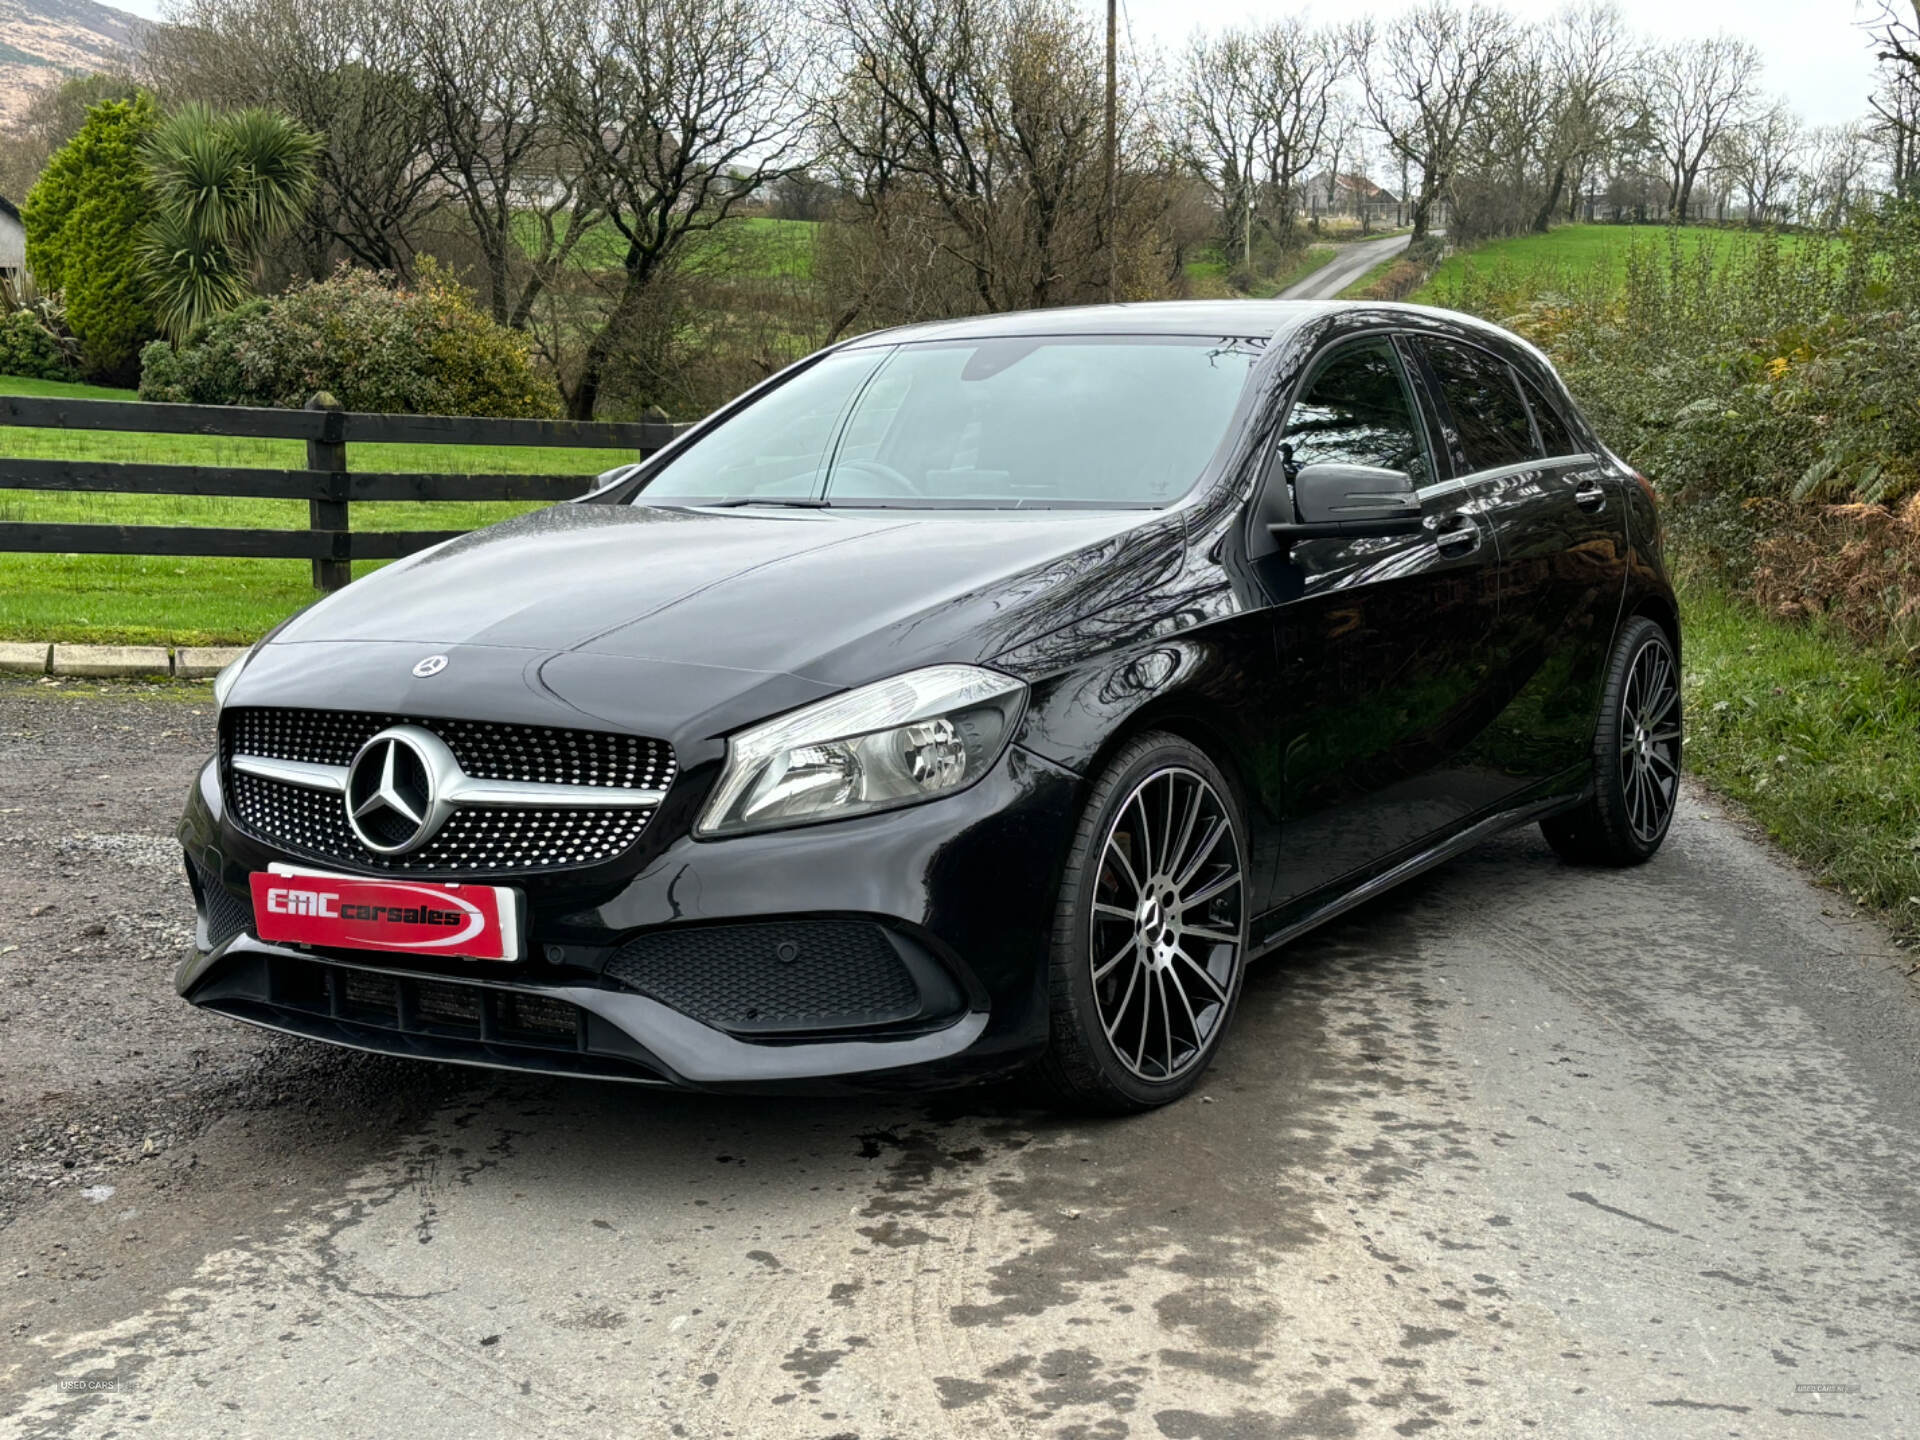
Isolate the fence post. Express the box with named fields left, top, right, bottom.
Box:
left=305, top=391, right=349, bottom=593
left=637, top=405, right=670, bottom=461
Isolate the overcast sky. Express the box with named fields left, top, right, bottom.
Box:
left=108, top=0, right=1887, bottom=129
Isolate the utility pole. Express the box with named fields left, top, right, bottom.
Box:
left=1105, top=0, right=1117, bottom=302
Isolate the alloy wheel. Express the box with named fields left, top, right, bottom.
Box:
left=1619, top=636, right=1681, bottom=845
left=1088, top=766, right=1245, bottom=1083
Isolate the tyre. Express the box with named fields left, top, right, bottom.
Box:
left=1541, top=614, right=1681, bottom=866
left=1036, top=732, right=1249, bottom=1113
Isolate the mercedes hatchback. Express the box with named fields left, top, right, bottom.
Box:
left=178, top=300, right=1680, bottom=1112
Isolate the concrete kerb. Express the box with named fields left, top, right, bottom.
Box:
left=1, top=643, right=249, bottom=680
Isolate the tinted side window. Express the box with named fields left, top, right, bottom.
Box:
left=1419, top=339, right=1536, bottom=471
left=1518, top=373, right=1578, bottom=457
left=1282, top=339, right=1430, bottom=485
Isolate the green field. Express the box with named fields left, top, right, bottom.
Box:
left=519, top=214, right=818, bottom=280
left=0, top=376, right=636, bottom=646
left=1411, top=223, right=1793, bottom=305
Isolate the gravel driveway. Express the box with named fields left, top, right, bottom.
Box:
left=3, top=679, right=1916, bottom=1439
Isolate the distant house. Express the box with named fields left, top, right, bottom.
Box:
left=0, top=195, right=24, bottom=297
left=1305, top=173, right=1400, bottom=225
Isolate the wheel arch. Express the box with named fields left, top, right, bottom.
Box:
left=1628, top=590, right=1681, bottom=664
left=1069, top=694, right=1260, bottom=838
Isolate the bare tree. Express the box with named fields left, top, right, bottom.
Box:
left=1179, top=27, right=1262, bottom=266
left=1869, top=64, right=1920, bottom=199
left=1180, top=20, right=1343, bottom=264
left=1719, top=101, right=1803, bottom=225
left=1314, top=98, right=1364, bottom=223
left=0, top=74, right=142, bottom=202
left=403, top=0, right=603, bottom=329
left=1642, top=34, right=1759, bottom=223
left=1452, top=23, right=1552, bottom=243
left=818, top=0, right=1169, bottom=324
left=1866, top=1, right=1920, bottom=76
left=1351, top=1, right=1520, bottom=243
left=544, top=0, right=813, bottom=419
left=1533, top=1, right=1633, bottom=230
left=1803, top=121, right=1875, bottom=229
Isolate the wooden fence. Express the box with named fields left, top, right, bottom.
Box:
left=0, top=393, right=688, bottom=591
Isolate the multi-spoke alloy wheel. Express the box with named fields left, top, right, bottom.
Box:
left=1541, top=615, right=1682, bottom=867
left=1039, top=734, right=1249, bottom=1111
left=1089, top=767, right=1244, bottom=1083
left=1618, top=636, right=1680, bottom=845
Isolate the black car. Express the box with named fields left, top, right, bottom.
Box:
left=178, top=300, right=1680, bottom=1112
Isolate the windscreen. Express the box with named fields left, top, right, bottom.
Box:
left=639, top=335, right=1264, bottom=508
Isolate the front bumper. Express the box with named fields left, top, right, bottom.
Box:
left=177, top=744, right=1083, bottom=1094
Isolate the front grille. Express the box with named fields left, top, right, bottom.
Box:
left=604, top=921, right=923, bottom=1034
left=222, top=708, right=675, bottom=876
left=278, top=960, right=589, bottom=1052
left=227, top=708, right=674, bottom=789
left=189, top=855, right=253, bottom=949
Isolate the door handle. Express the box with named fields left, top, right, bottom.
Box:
left=1432, top=515, right=1481, bottom=555
left=1573, top=479, right=1607, bottom=512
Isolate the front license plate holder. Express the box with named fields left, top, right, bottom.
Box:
left=249, top=864, right=525, bottom=962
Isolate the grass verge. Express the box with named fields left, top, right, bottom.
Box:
left=0, top=375, right=636, bottom=646
left=1267, top=246, right=1337, bottom=296
left=1677, top=566, right=1920, bottom=941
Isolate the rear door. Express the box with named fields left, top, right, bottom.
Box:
left=1258, top=334, right=1506, bottom=909
left=1409, top=337, right=1630, bottom=795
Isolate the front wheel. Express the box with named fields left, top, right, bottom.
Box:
left=1541, top=614, right=1682, bottom=866
left=1036, top=733, right=1249, bottom=1113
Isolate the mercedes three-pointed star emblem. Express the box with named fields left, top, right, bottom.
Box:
left=344, top=725, right=460, bottom=854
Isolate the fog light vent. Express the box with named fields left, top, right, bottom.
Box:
left=604, top=920, right=922, bottom=1034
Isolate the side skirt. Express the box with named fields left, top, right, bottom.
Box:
left=1248, top=785, right=1589, bottom=960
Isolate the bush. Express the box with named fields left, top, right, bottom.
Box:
left=0, top=308, right=76, bottom=381
left=1434, top=214, right=1920, bottom=654
left=140, top=264, right=561, bottom=417
left=22, top=96, right=159, bottom=383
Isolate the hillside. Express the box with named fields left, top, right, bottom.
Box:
left=0, top=0, right=143, bottom=128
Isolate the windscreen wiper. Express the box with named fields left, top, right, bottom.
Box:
left=694, top=497, right=829, bottom=509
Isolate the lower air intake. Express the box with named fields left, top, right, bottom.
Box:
left=604, top=920, right=925, bottom=1035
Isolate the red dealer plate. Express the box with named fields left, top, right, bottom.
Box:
left=249, top=865, right=524, bottom=962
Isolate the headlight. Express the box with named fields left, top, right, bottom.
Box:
left=697, top=664, right=1026, bottom=836
left=210, top=646, right=258, bottom=712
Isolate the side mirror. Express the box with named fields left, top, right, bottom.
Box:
left=1291, top=462, right=1419, bottom=524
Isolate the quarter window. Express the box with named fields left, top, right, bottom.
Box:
left=1519, top=373, right=1578, bottom=457
left=1281, top=339, right=1431, bottom=485
left=1418, top=339, right=1536, bottom=472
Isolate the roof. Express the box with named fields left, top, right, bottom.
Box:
left=1333, top=173, right=1394, bottom=200
left=841, top=300, right=1553, bottom=384
left=848, top=301, right=1346, bottom=346
left=0, top=195, right=19, bottom=223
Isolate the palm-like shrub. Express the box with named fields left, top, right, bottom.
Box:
left=140, top=104, right=320, bottom=341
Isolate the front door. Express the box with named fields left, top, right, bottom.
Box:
left=1257, top=335, right=1506, bottom=910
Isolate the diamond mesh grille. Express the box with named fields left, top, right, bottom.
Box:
left=226, top=708, right=674, bottom=789
left=222, top=707, right=674, bottom=876
left=604, top=921, right=922, bottom=1033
